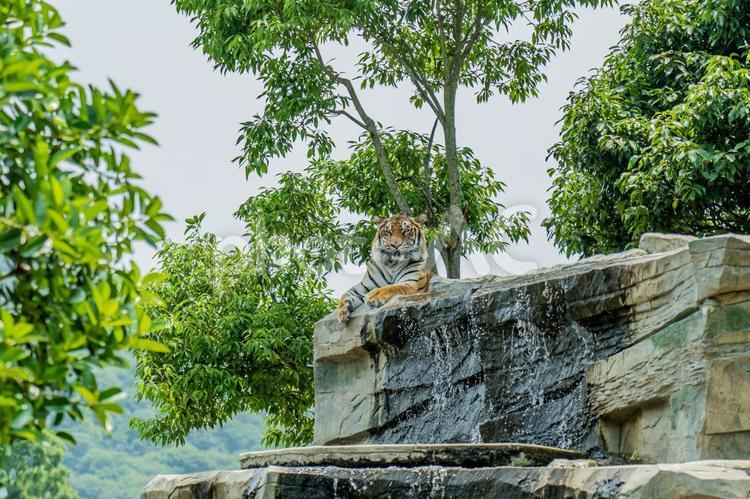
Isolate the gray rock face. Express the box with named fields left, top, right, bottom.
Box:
left=314, top=234, right=750, bottom=460
left=142, top=461, right=750, bottom=499
left=315, top=252, right=634, bottom=449
left=238, top=443, right=582, bottom=469
left=143, top=233, right=750, bottom=498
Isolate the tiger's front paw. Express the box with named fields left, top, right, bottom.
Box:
left=365, top=288, right=393, bottom=308
left=337, top=296, right=354, bottom=323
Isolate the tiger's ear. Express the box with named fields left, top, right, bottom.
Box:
left=371, top=215, right=386, bottom=225
left=414, top=213, right=429, bottom=225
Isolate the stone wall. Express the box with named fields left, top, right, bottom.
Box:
left=589, top=236, right=750, bottom=461
left=314, top=234, right=750, bottom=462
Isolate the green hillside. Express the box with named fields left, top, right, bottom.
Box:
left=61, top=365, right=265, bottom=499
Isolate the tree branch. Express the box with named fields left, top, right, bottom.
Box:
left=360, top=4, right=446, bottom=122
left=309, top=34, right=412, bottom=216
left=457, top=8, right=487, bottom=66
left=422, top=118, right=440, bottom=224
left=390, top=47, right=446, bottom=122
left=328, top=110, right=367, bottom=130
left=0, top=265, right=25, bottom=282
left=435, top=0, right=449, bottom=83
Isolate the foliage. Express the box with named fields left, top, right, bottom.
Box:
left=0, top=0, right=171, bottom=443
left=171, top=0, right=614, bottom=276
left=172, top=0, right=615, bottom=174
left=132, top=219, right=333, bottom=447
left=235, top=130, right=530, bottom=268
left=143, top=0, right=614, bottom=449
left=0, top=437, right=77, bottom=499
left=61, top=365, right=264, bottom=499
left=546, top=0, right=750, bottom=256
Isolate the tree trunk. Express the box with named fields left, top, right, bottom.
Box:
left=442, top=81, right=463, bottom=279
left=445, top=244, right=461, bottom=278
left=438, top=244, right=461, bottom=279
left=426, top=243, right=438, bottom=274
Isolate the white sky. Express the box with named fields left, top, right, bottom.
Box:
left=54, top=0, right=629, bottom=294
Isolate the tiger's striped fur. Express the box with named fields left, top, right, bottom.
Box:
left=337, top=214, right=432, bottom=323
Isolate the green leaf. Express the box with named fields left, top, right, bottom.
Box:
left=20, top=235, right=48, bottom=257
left=49, top=147, right=79, bottom=169
left=12, top=187, right=36, bottom=224
left=49, top=176, right=65, bottom=205
left=0, top=228, right=22, bottom=252
left=141, top=271, right=167, bottom=286
left=0, top=347, right=30, bottom=362
left=55, top=430, right=77, bottom=445
left=129, top=338, right=170, bottom=353
left=3, top=81, right=38, bottom=93
left=0, top=366, right=34, bottom=381
left=99, top=387, right=124, bottom=403
left=33, top=138, right=50, bottom=177
left=73, top=385, right=98, bottom=405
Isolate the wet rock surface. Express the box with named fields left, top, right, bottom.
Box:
left=238, top=443, right=583, bottom=469
left=315, top=253, right=639, bottom=450
left=144, top=233, right=750, bottom=498
left=314, top=234, right=750, bottom=455
left=142, top=461, right=750, bottom=499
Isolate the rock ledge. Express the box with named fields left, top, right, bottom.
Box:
left=143, top=460, right=750, bottom=498
left=239, top=443, right=583, bottom=469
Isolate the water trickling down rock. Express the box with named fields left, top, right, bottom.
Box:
left=314, top=233, right=750, bottom=462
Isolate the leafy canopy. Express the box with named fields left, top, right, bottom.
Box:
left=172, top=0, right=614, bottom=278
left=132, top=218, right=333, bottom=447
left=157, top=133, right=528, bottom=448
left=140, top=0, right=614, bottom=445
left=546, top=0, right=750, bottom=256
left=235, top=131, right=530, bottom=268
left=0, top=0, right=171, bottom=444
left=173, top=0, right=615, bottom=178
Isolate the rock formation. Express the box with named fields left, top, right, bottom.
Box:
left=143, top=233, right=750, bottom=498
left=145, top=460, right=750, bottom=498
left=314, top=233, right=750, bottom=462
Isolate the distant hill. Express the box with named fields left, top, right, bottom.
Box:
left=62, top=364, right=265, bottom=499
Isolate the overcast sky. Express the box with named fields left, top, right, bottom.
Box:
left=54, top=1, right=629, bottom=293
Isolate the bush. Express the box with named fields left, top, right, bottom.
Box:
left=0, top=0, right=171, bottom=443
left=132, top=219, right=332, bottom=447
left=546, top=0, right=750, bottom=256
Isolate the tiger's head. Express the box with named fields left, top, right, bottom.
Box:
left=371, top=214, right=429, bottom=268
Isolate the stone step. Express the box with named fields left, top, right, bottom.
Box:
left=238, top=443, right=584, bottom=469
left=143, top=460, right=750, bottom=499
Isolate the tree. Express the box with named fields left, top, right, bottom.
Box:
left=173, top=0, right=613, bottom=277
left=0, top=438, right=77, bottom=499
left=545, top=0, right=750, bottom=256
left=132, top=135, right=525, bottom=447
left=0, top=0, right=171, bottom=444
left=132, top=216, right=333, bottom=447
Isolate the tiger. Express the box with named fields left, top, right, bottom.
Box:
left=337, top=213, right=432, bottom=323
